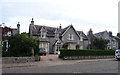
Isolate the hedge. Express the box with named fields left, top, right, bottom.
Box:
left=59, top=49, right=115, bottom=58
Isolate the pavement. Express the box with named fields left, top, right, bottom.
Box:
left=2, top=54, right=117, bottom=69
left=2, top=57, right=116, bottom=69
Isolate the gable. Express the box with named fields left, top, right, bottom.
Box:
left=62, top=25, right=80, bottom=41
left=62, top=25, right=80, bottom=38
left=77, top=31, right=88, bottom=40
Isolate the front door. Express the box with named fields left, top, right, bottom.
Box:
left=55, top=45, right=61, bottom=54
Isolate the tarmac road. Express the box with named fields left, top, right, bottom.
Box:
left=2, top=58, right=118, bottom=73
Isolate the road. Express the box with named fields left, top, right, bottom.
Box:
left=2, top=58, right=118, bottom=73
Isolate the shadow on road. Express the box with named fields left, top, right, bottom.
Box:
left=110, top=59, right=119, bottom=61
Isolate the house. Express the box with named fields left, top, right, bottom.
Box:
left=29, top=18, right=88, bottom=54
left=0, top=27, right=2, bottom=46
left=86, top=29, right=119, bottom=50
left=77, top=31, right=88, bottom=49
left=94, top=31, right=119, bottom=49
left=1, top=22, right=20, bottom=51
left=87, top=29, right=96, bottom=49
left=117, top=33, right=120, bottom=49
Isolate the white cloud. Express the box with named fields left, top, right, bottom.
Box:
left=0, top=0, right=120, bottom=36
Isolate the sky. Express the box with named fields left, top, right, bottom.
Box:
left=0, top=0, right=120, bottom=36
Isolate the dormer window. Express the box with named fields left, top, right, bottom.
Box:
left=68, top=34, right=74, bottom=40
left=41, top=32, right=46, bottom=38
left=4, top=31, right=11, bottom=36
left=40, top=26, right=46, bottom=38
left=80, top=33, right=83, bottom=41
left=80, top=37, right=83, bottom=41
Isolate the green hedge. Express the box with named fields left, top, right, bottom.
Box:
left=59, top=49, right=115, bottom=58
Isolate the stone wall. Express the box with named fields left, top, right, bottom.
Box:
left=63, top=55, right=114, bottom=60
left=2, top=56, right=40, bottom=64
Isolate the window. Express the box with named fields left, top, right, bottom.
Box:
left=7, top=31, right=11, bottom=36
left=68, top=34, right=74, bottom=40
left=80, top=37, right=83, bottom=41
left=112, top=40, right=115, bottom=45
left=41, top=32, right=46, bottom=38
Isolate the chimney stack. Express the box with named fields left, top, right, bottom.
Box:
left=17, top=22, right=20, bottom=34
left=109, top=31, right=112, bottom=37
left=59, top=24, right=62, bottom=29
left=31, top=18, right=34, bottom=25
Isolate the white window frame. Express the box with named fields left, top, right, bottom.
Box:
left=80, top=36, right=83, bottom=41
left=68, top=34, right=74, bottom=40
left=41, top=32, right=46, bottom=38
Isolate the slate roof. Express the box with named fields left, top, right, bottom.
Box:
left=31, top=25, right=55, bottom=36
left=60, top=25, right=70, bottom=35
left=94, top=31, right=106, bottom=38
left=31, top=25, right=71, bottom=36
left=2, top=26, right=17, bottom=40
left=94, top=31, right=119, bottom=41
left=77, top=31, right=88, bottom=40
left=31, top=25, right=87, bottom=40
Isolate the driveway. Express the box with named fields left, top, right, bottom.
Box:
left=40, top=54, right=62, bottom=61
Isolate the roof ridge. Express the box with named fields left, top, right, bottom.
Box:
left=34, top=24, right=57, bottom=29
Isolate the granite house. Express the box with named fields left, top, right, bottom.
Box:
left=29, top=18, right=88, bottom=54
left=29, top=18, right=119, bottom=54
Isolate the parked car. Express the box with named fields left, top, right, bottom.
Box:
left=39, top=48, right=46, bottom=56
left=115, top=49, right=120, bottom=60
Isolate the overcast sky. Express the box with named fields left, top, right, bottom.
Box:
left=0, top=0, right=120, bottom=36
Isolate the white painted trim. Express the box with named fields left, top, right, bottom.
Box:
left=62, top=25, right=71, bottom=37
left=62, top=25, right=80, bottom=39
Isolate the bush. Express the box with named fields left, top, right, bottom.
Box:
left=59, top=49, right=115, bottom=58
left=3, top=33, right=39, bottom=57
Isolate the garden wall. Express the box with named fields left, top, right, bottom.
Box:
left=2, top=56, right=40, bottom=64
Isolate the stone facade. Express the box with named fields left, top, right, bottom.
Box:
left=117, top=33, right=120, bottom=49
left=87, top=29, right=96, bottom=49
left=29, top=18, right=119, bottom=54
left=29, top=19, right=88, bottom=54
left=94, top=31, right=119, bottom=49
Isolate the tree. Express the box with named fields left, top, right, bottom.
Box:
left=92, top=38, right=109, bottom=50
left=2, top=32, right=39, bottom=57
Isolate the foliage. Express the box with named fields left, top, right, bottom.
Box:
left=92, top=38, right=109, bottom=50
left=2, top=32, right=39, bottom=57
left=21, top=32, right=29, bottom=38
left=2, top=42, right=7, bottom=53
left=59, top=49, right=115, bottom=58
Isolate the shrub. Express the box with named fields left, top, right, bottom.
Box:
left=59, top=49, right=115, bottom=58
